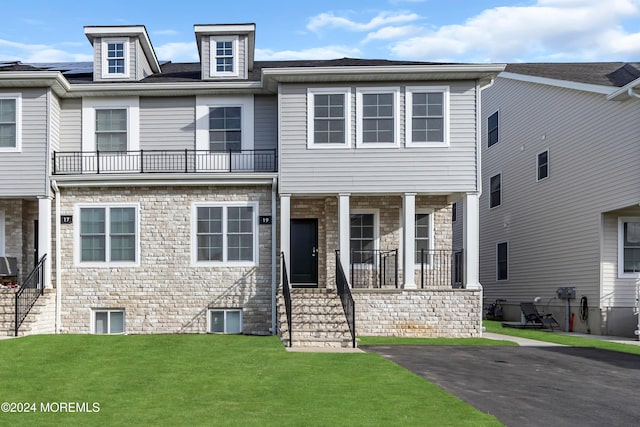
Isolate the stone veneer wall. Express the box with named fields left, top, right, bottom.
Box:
left=353, top=289, right=482, bottom=337
left=58, top=185, right=274, bottom=335
left=0, top=199, right=24, bottom=281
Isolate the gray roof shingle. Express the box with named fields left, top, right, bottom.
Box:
left=505, top=62, right=640, bottom=87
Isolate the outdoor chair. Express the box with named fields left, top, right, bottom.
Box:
left=520, top=302, right=560, bottom=330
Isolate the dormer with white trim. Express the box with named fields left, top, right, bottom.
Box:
left=84, top=25, right=161, bottom=82
left=194, top=23, right=255, bottom=80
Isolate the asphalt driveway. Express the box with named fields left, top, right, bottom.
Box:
left=362, top=345, right=640, bottom=427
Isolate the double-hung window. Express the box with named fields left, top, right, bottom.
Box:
left=193, top=202, right=257, bottom=265
left=96, top=109, right=127, bottom=152
left=406, top=87, right=448, bottom=146
left=497, top=241, right=508, bottom=281
left=490, top=173, right=502, bottom=208
left=307, top=88, right=350, bottom=147
left=78, top=205, right=138, bottom=265
left=619, top=217, right=640, bottom=277
left=210, top=107, right=241, bottom=152
left=101, top=38, right=128, bottom=78
left=210, top=36, right=238, bottom=78
left=350, top=213, right=376, bottom=264
left=537, top=149, right=549, bottom=181
left=356, top=87, right=400, bottom=147
left=0, top=95, right=20, bottom=151
left=488, top=111, right=499, bottom=147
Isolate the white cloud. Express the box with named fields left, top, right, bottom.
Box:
left=307, top=11, right=420, bottom=33
left=389, top=0, right=640, bottom=62
left=154, top=42, right=199, bottom=62
left=362, top=25, right=422, bottom=44
left=256, top=46, right=362, bottom=61
left=0, top=39, right=92, bottom=62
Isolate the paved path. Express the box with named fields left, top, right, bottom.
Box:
left=363, top=343, right=640, bottom=427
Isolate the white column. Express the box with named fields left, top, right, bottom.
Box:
left=38, top=197, right=52, bottom=289
left=463, top=193, right=482, bottom=289
left=280, top=194, right=291, bottom=279
left=403, top=193, right=417, bottom=289
left=338, top=193, right=350, bottom=278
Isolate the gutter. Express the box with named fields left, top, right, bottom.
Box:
left=51, top=180, right=62, bottom=333
left=607, top=75, right=640, bottom=101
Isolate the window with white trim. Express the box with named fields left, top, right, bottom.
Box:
left=82, top=98, right=139, bottom=152
left=490, top=173, right=502, bottom=208
left=0, top=210, right=5, bottom=256
left=406, top=86, right=449, bottom=146
left=195, top=96, right=253, bottom=152
left=537, top=149, right=549, bottom=181
left=307, top=88, right=350, bottom=148
left=93, top=309, right=125, bottom=334
left=497, top=241, right=508, bottom=281
left=210, top=106, right=241, bottom=151
left=210, top=36, right=239, bottom=78
left=208, top=309, right=242, bottom=333
left=488, top=111, right=499, bottom=147
left=356, top=87, right=400, bottom=147
left=415, top=212, right=433, bottom=264
left=77, top=204, right=139, bottom=265
left=350, top=213, right=376, bottom=264
left=96, top=109, right=127, bottom=152
left=619, top=217, right=640, bottom=278
left=0, top=94, right=21, bottom=152
left=101, top=38, right=129, bottom=79
left=193, top=202, right=257, bottom=265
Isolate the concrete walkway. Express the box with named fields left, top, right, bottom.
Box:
left=484, top=330, right=640, bottom=347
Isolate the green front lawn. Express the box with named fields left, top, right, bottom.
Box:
left=484, top=320, right=640, bottom=355
left=0, top=335, right=502, bottom=426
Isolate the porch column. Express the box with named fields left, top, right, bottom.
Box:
left=38, top=197, right=52, bottom=289
left=463, top=193, right=481, bottom=289
left=338, top=193, right=350, bottom=278
left=280, top=194, right=291, bottom=278
left=403, top=193, right=417, bottom=289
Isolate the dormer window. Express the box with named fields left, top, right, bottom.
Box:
left=101, top=38, right=129, bottom=79
left=210, top=36, right=238, bottom=78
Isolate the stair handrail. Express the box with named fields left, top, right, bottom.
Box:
left=335, top=250, right=356, bottom=348
left=15, top=254, right=47, bottom=336
left=281, top=252, right=292, bottom=347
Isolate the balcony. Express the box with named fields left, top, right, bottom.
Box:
left=52, top=149, right=277, bottom=175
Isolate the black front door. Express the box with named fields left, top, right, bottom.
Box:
left=290, top=219, right=318, bottom=285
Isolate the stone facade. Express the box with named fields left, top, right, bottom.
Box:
left=0, top=198, right=38, bottom=283
left=57, top=185, right=275, bottom=335
left=353, top=289, right=482, bottom=337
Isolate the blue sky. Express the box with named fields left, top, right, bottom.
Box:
left=1, top=0, right=640, bottom=64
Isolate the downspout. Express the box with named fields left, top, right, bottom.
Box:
left=51, top=179, right=61, bottom=333
left=271, top=177, right=277, bottom=335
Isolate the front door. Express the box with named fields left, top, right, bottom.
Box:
left=290, top=219, right=318, bottom=286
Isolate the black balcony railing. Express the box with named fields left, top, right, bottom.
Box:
left=419, top=249, right=464, bottom=289
left=52, top=149, right=277, bottom=175
left=349, top=249, right=398, bottom=289
left=281, top=252, right=292, bottom=347
left=15, top=254, right=46, bottom=336
left=335, top=251, right=356, bottom=348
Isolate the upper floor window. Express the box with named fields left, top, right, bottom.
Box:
left=307, top=88, right=350, bottom=148
left=488, top=111, right=499, bottom=147
left=406, top=86, right=449, bottom=146
left=210, top=107, right=241, bottom=152
left=537, top=149, right=549, bottom=181
left=356, top=87, right=400, bottom=148
left=496, top=241, right=508, bottom=281
left=619, top=217, right=640, bottom=278
left=490, top=173, right=502, bottom=208
left=0, top=95, right=21, bottom=152
left=76, top=204, right=139, bottom=266
left=101, top=38, right=129, bottom=79
left=192, top=202, right=258, bottom=266
left=96, top=109, right=127, bottom=152
left=210, top=36, right=239, bottom=78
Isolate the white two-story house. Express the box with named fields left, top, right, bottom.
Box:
left=0, top=23, right=503, bottom=345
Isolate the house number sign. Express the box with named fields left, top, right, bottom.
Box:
left=60, top=215, right=73, bottom=224
left=259, top=216, right=272, bottom=225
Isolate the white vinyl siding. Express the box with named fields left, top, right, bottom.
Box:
left=139, top=97, right=195, bottom=150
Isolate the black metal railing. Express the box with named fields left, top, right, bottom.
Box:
left=419, top=249, right=464, bottom=289
left=52, top=149, right=277, bottom=175
left=281, top=252, right=292, bottom=347
left=349, top=249, right=398, bottom=289
left=335, top=250, right=356, bottom=348
left=15, top=254, right=46, bottom=336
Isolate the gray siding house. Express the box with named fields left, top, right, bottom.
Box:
left=472, top=63, right=640, bottom=337
left=0, top=23, right=503, bottom=345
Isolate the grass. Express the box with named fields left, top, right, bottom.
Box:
left=359, top=336, right=517, bottom=346
left=484, top=320, right=640, bottom=355
left=0, top=334, right=503, bottom=426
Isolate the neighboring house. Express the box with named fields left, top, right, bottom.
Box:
left=470, top=62, right=640, bottom=337
left=0, top=23, right=503, bottom=344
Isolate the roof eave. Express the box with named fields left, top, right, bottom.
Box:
left=499, top=71, right=616, bottom=95
left=0, top=71, right=71, bottom=96
left=607, top=76, right=640, bottom=101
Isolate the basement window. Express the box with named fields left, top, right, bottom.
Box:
left=208, top=309, right=242, bottom=334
